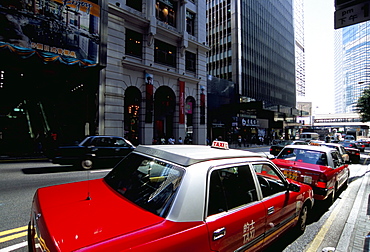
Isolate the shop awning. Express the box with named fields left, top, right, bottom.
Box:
left=0, top=42, right=98, bottom=68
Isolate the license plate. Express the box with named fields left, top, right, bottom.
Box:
left=283, top=170, right=298, bottom=180
left=302, top=175, right=312, bottom=184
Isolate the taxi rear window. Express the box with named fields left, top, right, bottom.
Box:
left=105, top=153, right=184, bottom=217
left=277, top=148, right=328, bottom=166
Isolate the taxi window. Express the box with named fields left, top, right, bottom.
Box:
left=207, top=165, right=257, bottom=216
left=104, top=153, right=184, bottom=217
left=278, top=148, right=328, bottom=166
left=253, top=164, right=286, bottom=198
left=331, top=151, right=343, bottom=168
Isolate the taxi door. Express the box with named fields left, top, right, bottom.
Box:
left=252, top=163, right=298, bottom=243
left=329, top=151, right=349, bottom=189
left=206, top=165, right=266, bottom=252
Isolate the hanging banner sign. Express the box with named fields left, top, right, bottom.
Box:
left=179, top=81, right=185, bottom=124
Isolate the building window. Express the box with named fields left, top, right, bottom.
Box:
left=186, top=10, right=195, bottom=36
left=126, top=0, right=142, bottom=11
left=156, top=0, right=177, bottom=27
left=125, top=29, right=143, bottom=58
left=154, top=40, right=177, bottom=67
left=185, top=51, right=196, bottom=72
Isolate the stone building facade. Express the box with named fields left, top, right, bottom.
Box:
left=102, top=0, right=208, bottom=145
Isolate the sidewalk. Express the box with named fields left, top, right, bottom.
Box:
left=0, top=155, right=48, bottom=163
left=336, top=165, right=370, bottom=252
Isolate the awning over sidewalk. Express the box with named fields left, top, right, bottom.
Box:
left=0, top=42, right=98, bottom=68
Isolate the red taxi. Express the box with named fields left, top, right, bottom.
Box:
left=28, top=141, right=313, bottom=252
left=273, top=145, right=350, bottom=203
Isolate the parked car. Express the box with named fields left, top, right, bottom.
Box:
left=270, top=140, right=308, bottom=156
left=311, top=142, right=350, bottom=163
left=52, top=136, right=135, bottom=169
left=355, top=141, right=366, bottom=152
left=344, top=135, right=355, bottom=141
left=272, top=145, right=350, bottom=204
left=29, top=141, right=313, bottom=252
left=357, top=138, right=370, bottom=147
left=299, top=132, right=320, bottom=142
left=341, top=141, right=364, bottom=152
left=340, top=141, right=361, bottom=163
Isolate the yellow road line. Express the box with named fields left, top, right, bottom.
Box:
left=305, top=177, right=354, bottom=252
left=0, top=231, right=27, bottom=243
left=306, top=205, right=341, bottom=251
left=0, top=226, right=28, bottom=243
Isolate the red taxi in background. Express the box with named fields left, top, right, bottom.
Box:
left=28, top=141, right=313, bottom=252
left=272, top=145, right=349, bottom=204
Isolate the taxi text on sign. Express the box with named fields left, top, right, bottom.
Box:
left=335, top=1, right=370, bottom=29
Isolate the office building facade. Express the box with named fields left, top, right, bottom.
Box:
left=294, top=0, right=306, bottom=98
left=334, top=21, right=370, bottom=113
left=206, top=0, right=297, bottom=141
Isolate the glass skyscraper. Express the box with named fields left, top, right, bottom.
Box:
left=207, top=0, right=296, bottom=109
left=294, top=0, right=306, bottom=98
left=334, top=21, right=370, bottom=113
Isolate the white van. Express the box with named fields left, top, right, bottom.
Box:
left=299, top=132, right=320, bottom=142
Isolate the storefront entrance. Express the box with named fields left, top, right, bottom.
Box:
left=0, top=53, right=99, bottom=156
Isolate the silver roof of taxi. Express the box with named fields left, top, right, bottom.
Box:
left=134, top=144, right=266, bottom=167
left=283, top=144, right=334, bottom=153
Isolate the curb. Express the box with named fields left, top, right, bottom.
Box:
left=336, top=165, right=370, bottom=252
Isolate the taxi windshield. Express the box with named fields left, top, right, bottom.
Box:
left=277, top=148, right=328, bottom=166
left=104, top=153, right=184, bottom=217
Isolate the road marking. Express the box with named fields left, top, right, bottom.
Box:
left=0, top=231, right=27, bottom=243
left=306, top=167, right=366, bottom=252
left=306, top=197, right=344, bottom=251
left=0, top=226, right=27, bottom=238
left=0, top=226, right=28, bottom=252
left=0, top=241, right=27, bottom=252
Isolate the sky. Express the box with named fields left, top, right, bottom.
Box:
left=303, top=0, right=335, bottom=114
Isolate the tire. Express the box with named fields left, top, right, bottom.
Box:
left=28, top=222, right=34, bottom=251
left=296, top=204, right=308, bottom=233
left=326, top=186, right=336, bottom=206
left=81, top=159, right=93, bottom=170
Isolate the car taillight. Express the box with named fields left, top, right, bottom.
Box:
left=316, top=173, right=327, bottom=188
left=355, top=152, right=360, bottom=156
left=316, top=181, right=327, bottom=188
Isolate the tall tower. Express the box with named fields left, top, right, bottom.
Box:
left=206, top=0, right=296, bottom=108
left=294, top=0, right=306, bottom=98
left=334, top=22, right=370, bottom=113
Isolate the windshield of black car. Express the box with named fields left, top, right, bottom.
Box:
left=277, top=148, right=328, bottom=166
left=104, top=153, right=184, bottom=217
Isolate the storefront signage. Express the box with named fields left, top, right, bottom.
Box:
left=314, top=118, right=361, bottom=123
left=0, top=0, right=100, bottom=64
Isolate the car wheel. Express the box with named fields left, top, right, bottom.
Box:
left=28, top=222, right=34, bottom=251
left=81, top=159, right=93, bottom=170
left=326, top=186, right=336, bottom=206
left=296, top=204, right=308, bottom=233
left=343, top=177, right=349, bottom=190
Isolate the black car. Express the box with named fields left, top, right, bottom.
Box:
left=52, top=136, right=135, bottom=169
left=269, top=140, right=308, bottom=156
left=341, top=141, right=361, bottom=164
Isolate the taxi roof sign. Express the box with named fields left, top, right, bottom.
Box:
left=211, top=140, right=229, bottom=150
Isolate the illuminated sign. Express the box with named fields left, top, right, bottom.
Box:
left=0, top=0, right=100, bottom=64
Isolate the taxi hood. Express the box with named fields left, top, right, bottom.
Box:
left=34, top=179, right=164, bottom=251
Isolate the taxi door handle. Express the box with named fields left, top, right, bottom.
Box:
left=267, top=206, right=274, bottom=215
left=213, top=227, right=226, bottom=240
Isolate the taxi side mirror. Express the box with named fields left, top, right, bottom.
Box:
left=288, top=183, right=300, bottom=192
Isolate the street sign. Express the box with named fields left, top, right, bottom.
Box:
left=335, top=1, right=370, bottom=29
